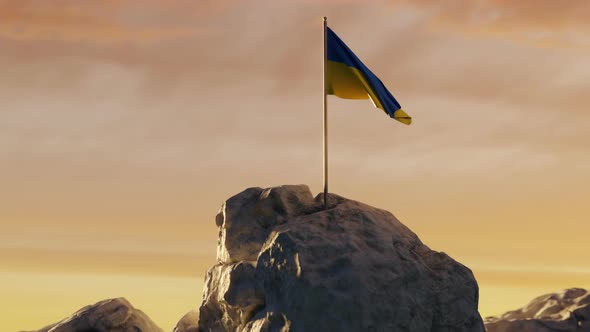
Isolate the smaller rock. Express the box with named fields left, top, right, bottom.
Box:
left=485, top=288, right=590, bottom=332
left=25, top=297, right=163, bottom=332
left=173, top=310, right=199, bottom=332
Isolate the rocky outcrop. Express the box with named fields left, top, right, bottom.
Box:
left=198, top=184, right=485, bottom=332
left=174, top=310, right=199, bottom=332
left=484, top=288, right=590, bottom=332
left=26, top=298, right=163, bottom=332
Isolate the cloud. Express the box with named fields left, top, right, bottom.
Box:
left=0, top=0, right=229, bottom=42
left=391, top=0, right=590, bottom=28
left=390, top=0, right=590, bottom=48
left=2, top=0, right=588, bottom=44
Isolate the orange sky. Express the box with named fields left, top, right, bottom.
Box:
left=1, top=1, right=590, bottom=330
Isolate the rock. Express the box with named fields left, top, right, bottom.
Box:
left=25, top=298, right=163, bottom=332
left=174, top=310, right=199, bottom=332
left=198, top=184, right=485, bottom=332
left=484, top=288, right=590, bottom=332
left=216, top=185, right=316, bottom=264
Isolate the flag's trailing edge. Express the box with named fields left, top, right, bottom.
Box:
left=326, top=27, right=411, bottom=125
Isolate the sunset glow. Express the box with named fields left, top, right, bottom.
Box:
left=1, top=1, right=589, bottom=330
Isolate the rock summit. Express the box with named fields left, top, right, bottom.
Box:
left=198, top=185, right=485, bottom=332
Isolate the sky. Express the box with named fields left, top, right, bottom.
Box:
left=1, top=0, right=590, bottom=330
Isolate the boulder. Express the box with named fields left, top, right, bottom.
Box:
left=198, top=184, right=485, bottom=332
left=174, top=310, right=199, bottom=332
left=484, top=288, right=590, bottom=332
left=26, top=298, right=163, bottom=332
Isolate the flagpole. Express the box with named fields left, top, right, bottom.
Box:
left=322, top=16, right=328, bottom=209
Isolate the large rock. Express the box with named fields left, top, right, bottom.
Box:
left=198, top=184, right=485, bottom=332
left=484, top=288, right=590, bottom=332
left=26, top=298, right=163, bottom=332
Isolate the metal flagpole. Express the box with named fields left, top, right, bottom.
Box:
left=323, top=16, right=328, bottom=209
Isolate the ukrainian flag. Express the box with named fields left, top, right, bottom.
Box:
left=327, top=27, right=411, bottom=125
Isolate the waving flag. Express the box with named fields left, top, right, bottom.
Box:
left=326, top=27, right=411, bottom=125
left=320, top=18, right=412, bottom=209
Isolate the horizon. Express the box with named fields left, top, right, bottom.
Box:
left=2, top=1, right=590, bottom=330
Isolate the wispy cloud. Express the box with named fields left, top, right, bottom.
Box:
left=0, top=0, right=229, bottom=42
left=390, top=0, right=590, bottom=48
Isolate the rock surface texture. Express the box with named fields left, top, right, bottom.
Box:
left=484, top=288, right=590, bottom=332
left=27, top=298, right=163, bottom=332
left=198, top=184, right=485, bottom=332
